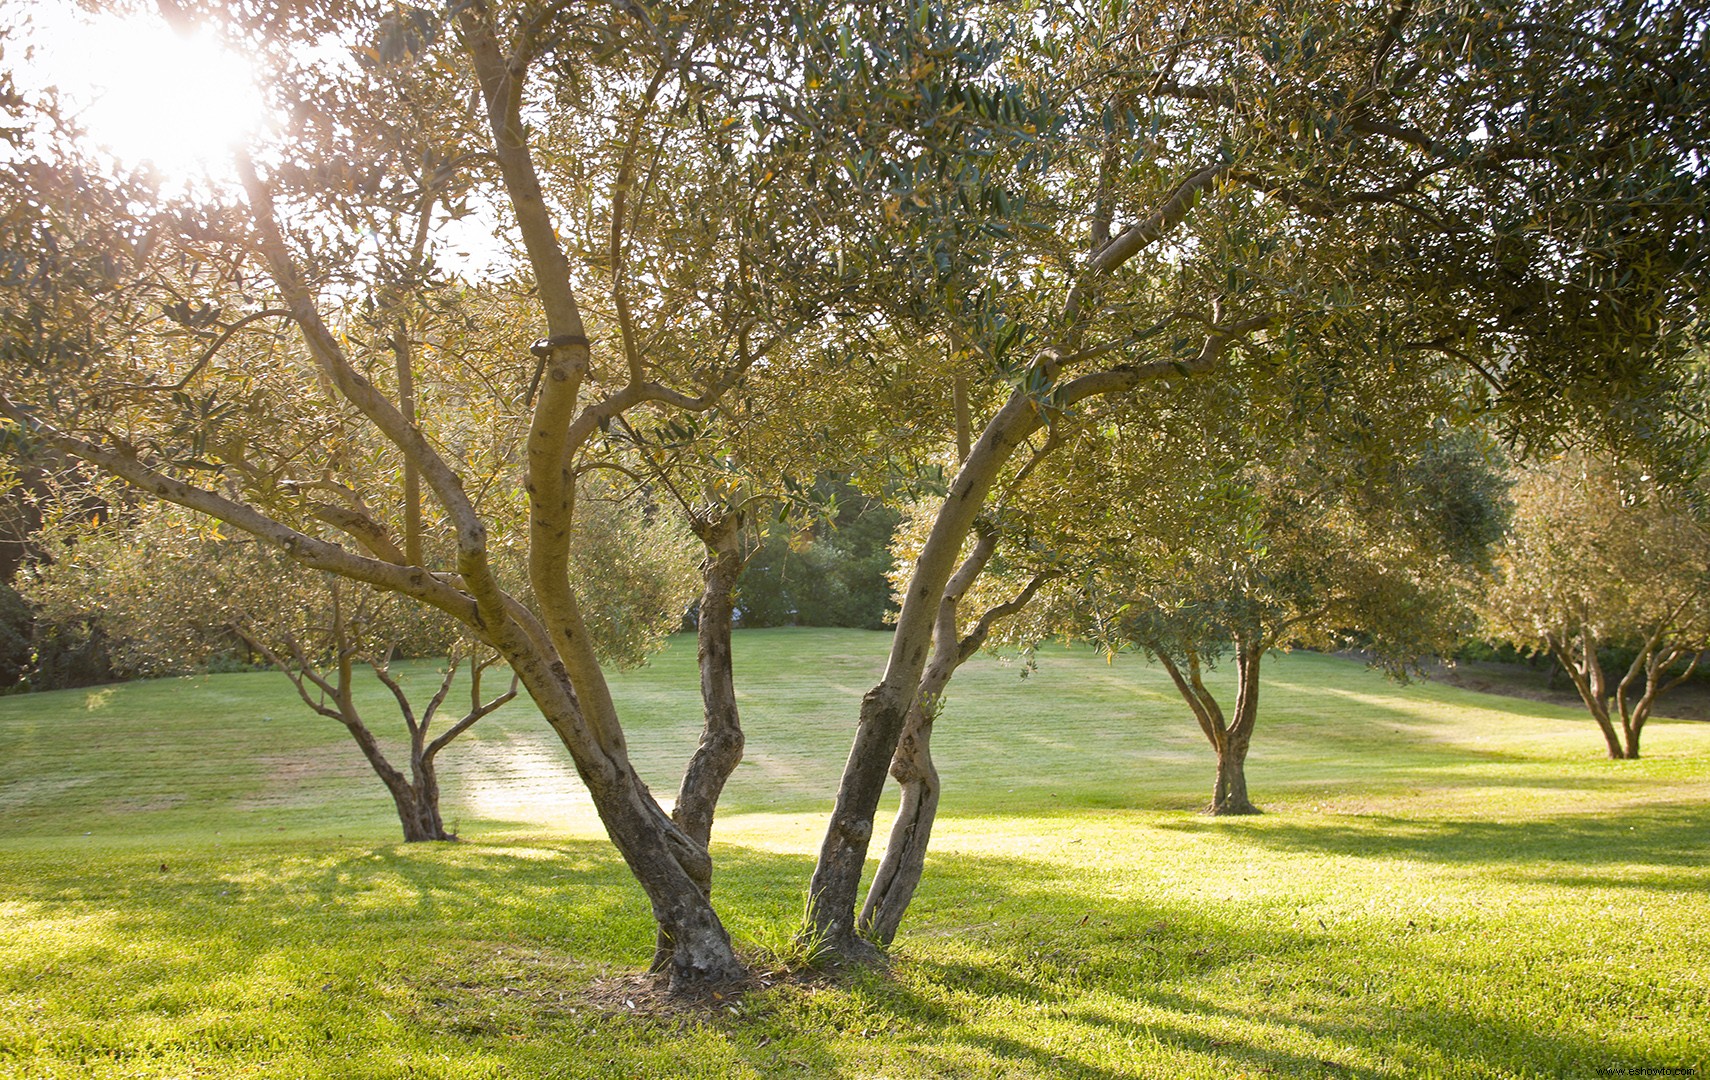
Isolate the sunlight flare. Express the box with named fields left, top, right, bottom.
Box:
left=21, top=4, right=270, bottom=184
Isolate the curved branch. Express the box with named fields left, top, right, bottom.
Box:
left=1056, top=314, right=1275, bottom=405
left=0, top=393, right=484, bottom=630
left=236, top=155, right=510, bottom=633
left=1067, top=163, right=1228, bottom=323
left=956, top=571, right=1058, bottom=665
left=114, top=308, right=294, bottom=394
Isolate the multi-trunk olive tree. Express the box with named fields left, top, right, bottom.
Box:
left=0, top=0, right=873, bottom=988
left=2, top=0, right=1706, bottom=984
left=1482, top=450, right=1710, bottom=760
left=791, top=0, right=1709, bottom=957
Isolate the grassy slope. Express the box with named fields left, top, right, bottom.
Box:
left=1, top=628, right=1705, bottom=1078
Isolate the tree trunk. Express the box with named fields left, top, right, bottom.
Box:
left=805, top=391, right=1044, bottom=961
left=398, top=743, right=452, bottom=842
left=390, top=783, right=452, bottom=842
left=856, top=532, right=1047, bottom=947
left=857, top=694, right=940, bottom=947
left=1209, top=728, right=1259, bottom=815
left=1548, top=636, right=1626, bottom=759
left=1206, top=642, right=1262, bottom=815
left=856, top=533, right=986, bottom=949
left=606, top=775, right=743, bottom=989
left=334, top=711, right=454, bottom=842
left=497, top=636, right=745, bottom=990
left=673, top=512, right=746, bottom=848
left=803, top=315, right=1268, bottom=957
left=653, top=511, right=746, bottom=973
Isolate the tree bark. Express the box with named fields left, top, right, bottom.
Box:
left=858, top=689, right=942, bottom=947
left=1208, top=641, right=1263, bottom=815
left=1209, top=728, right=1259, bottom=816
left=803, top=392, right=1041, bottom=961
left=674, top=511, right=748, bottom=848
left=336, top=709, right=455, bottom=842
left=454, top=9, right=747, bottom=991
left=652, top=510, right=747, bottom=973
left=858, top=533, right=1052, bottom=946
left=1548, top=635, right=1627, bottom=759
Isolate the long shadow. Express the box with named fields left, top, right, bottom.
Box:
left=5, top=833, right=1698, bottom=1077
left=1155, top=801, right=1710, bottom=887
left=874, top=847, right=1690, bottom=1078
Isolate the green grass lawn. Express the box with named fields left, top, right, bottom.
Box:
left=2, top=628, right=1706, bottom=1078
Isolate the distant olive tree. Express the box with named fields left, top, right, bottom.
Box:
left=22, top=486, right=695, bottom=839
left=1482, top=452, right=1710, bottom=759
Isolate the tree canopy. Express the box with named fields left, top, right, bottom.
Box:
left=2, top=0, right=1707, bottom=983
left=1482, top=449, right=1710, bottom=759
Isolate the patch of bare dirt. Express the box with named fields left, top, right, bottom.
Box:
left=581, top=956, right=838, bottom=1021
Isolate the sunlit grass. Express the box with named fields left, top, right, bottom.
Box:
left=2, top=630, right=1707, bottom=1077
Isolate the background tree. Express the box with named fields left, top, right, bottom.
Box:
left=1088, top=428, right=1505, bottom=814
left=1481, top=450, right=1710, bottom=760
left=21, top=497, right=518, bottom=841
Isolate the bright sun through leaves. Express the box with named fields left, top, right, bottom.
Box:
left=19, top=3, right=270, bottom=185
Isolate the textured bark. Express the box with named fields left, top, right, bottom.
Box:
left=456, top=8, right=746, bottom=991
left=1156, top=638, right=1264, bottom=816
left=652, top=510, right=747, bottom=973
left=1210, top=727, right=1258, bottom=816
left=1209, top=643, right=1263, bottom=816
left=673, top=511, right=748, bottom=848
left=805, top=392, right=1042, bottom=959
left=858, top=692, right=942, bottom=946
left=807, top=315, right=1272, bottom=960
left=859, top=532, right=1053, bottom=946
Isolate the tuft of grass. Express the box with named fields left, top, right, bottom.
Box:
left=2, top=629, right=1707, bottom=1077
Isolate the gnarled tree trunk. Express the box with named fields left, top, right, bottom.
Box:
left=858, top=689, right=943, bottom=947
left=860, top=528, right=1051, bottom=946
left=653, top=509, right=748, bottom=973
left=1155, top=636, right=1264, bottom=816
left=805, top=391, right=1045, bottom=962
left=1548, top=633, right=1628, bottom=760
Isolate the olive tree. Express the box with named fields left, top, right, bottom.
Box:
left=1482, top=450, right=1710, bottom=759
left=1086, top=428, right=1506, bottom=815
left=2, top=0, right=1706, bottom=982
left=796, top=0, right=1709, bottom=956
left=0, top=0, right=861, bottom=988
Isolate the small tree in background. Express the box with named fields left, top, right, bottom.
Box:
left=1100, top=460, right=1498, bottom=815
left=1482, top=452, right=1710, bottom=760
left=22, top=498, right=507, bottom=841
left=21, top=486, right=696, bottom=840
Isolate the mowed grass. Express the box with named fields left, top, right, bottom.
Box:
left=1, top=628, right=1706, bottom=1078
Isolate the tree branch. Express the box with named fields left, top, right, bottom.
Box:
left=0, top=394, right=483, bottom=628
left=236, top=155, right=512, bottom=634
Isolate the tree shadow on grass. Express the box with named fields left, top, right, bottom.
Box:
left=1154, top=801, right=1710, bottom=891
left=4, top=834, right=1694, bottom=1078
left=870, top=846, right=1689, bottom=1079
